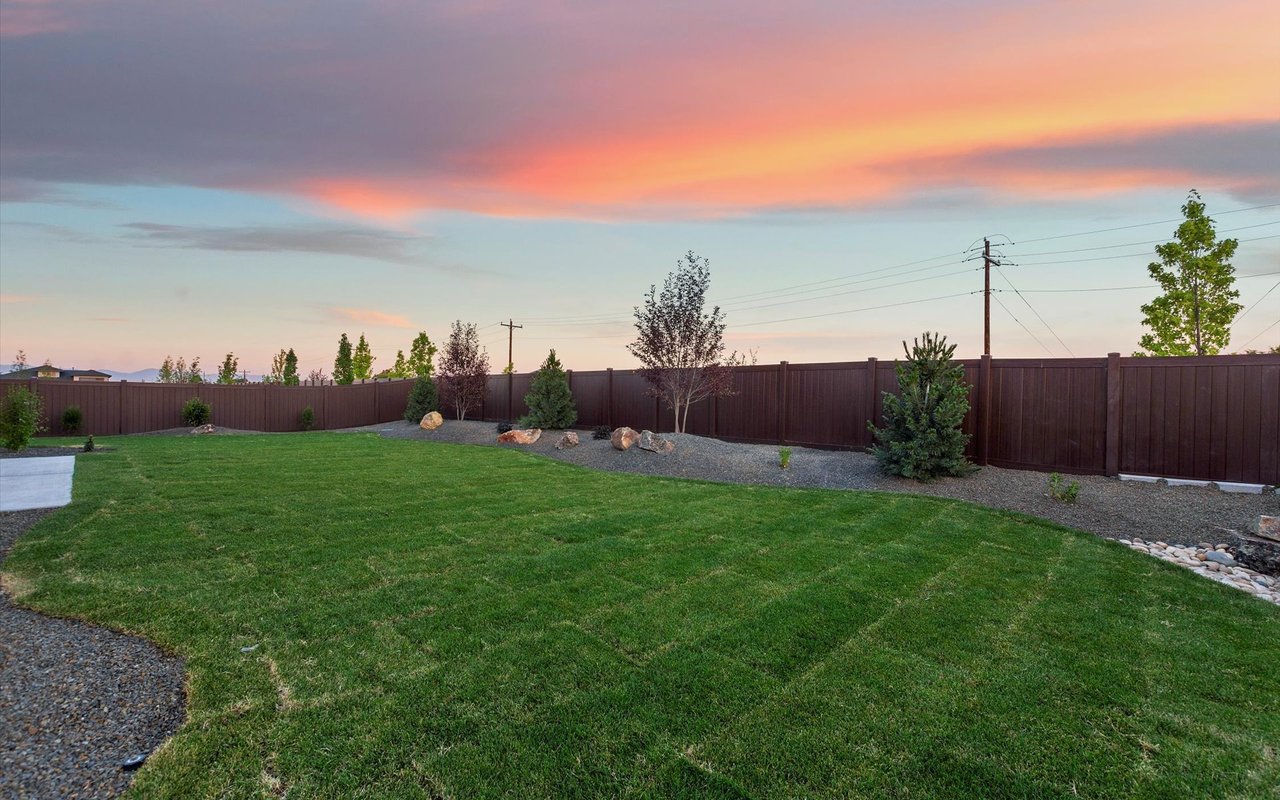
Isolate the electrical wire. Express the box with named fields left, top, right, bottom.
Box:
left=1236, top=279, right=1280, bottom=323
left=733, top=290, right=978, bottom=328
left=991, top=293, right=1054, bottom=356
left=994, top=266, right=1075, bottom=356
left=1236, top=318, right=1279, bottom=351
left=1015, top=235, right=1279, bottom=267
left=1008, top=220, right=1279, bottom=257
left=1008, top=203, right=1280, bottom=245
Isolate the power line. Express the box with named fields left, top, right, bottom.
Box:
left=1237, top=318, right=1279, bottom=350
left=712, top=250, right=964, bottom=304
left=1015, top=235, right=1280, bottom=267
left=994, top=266, right=1075, bottom=356
left=1237, top=279, right=1280, bottom=323
left=733, top=290, right=978, bottom=328
left=1009, top=220, right=1279, bottom=257
left=991, top=293, right=1054, bottom=356
left=1009, top=203, right=1280, bottom=245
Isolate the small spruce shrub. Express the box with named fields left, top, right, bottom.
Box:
left=84, top=435, right=95, bottom=452
left=869, top=332, right=973, bottom=481
left=0, top=386, right=46, bottom=452
left=592, top=425, right=612, bottom=440
left=181, top=396, right=212, bottom=426
left=519, top=349, right=577, bottom=429
left=300, top=406, right=315, bottom=431
left=496, top=420, right=514, bottom=434
left=779, top=447, right=792, bottom=469
left=1047, top=473, right=1081, bottom=503
left=404, top=375, right=439, bottom=423
left=61, top=404, right=83, bottom=434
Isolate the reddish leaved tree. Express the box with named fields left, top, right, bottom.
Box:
left=438, top=320, right=490, bottom=420
left=627, top=251, right=744, bottom=433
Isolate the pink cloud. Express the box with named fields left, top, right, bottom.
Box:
left=327, top=307, right=414, bottom=329
left=0, top=293, right=38, bottom=304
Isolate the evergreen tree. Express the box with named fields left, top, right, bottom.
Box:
left=868, top=332, right=972, bottom=481
left=283, top=348, right=299, bottom=385
left=158, top=355, right=176, bottom=383
left=520, top=349, right=577, bottom=429
left=334, top=334, right=354, bottom=385
left=407, top=332, right=437, bottom=378
left=1137, top=190, right=1241, bottom=356
left=390, top=350, right=409, bottom=378
left=352, top=333, right=375, bottom=380
left=404, top=375, right=440, bottom=423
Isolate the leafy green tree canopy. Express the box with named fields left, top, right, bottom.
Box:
left=408, top=332, right=438, bottom=378
left=1138, top=190, right=1241, bottom=356
left=334, top=334, right=354, bottom=385
left=353, top=334, right=375, bottom=381
left=283, top=348, right=300, bottom=386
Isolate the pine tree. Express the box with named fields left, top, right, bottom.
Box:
left=352, top=333, right=375, bottom=380
left=868, top=332, right=972, bottom=481
left=334, top=334, right=354, bottom=385
left=404, top=375, right=439, bottom=423
left=283, top=349, right=299, bottom=386
left=520, top=349, right=577, bottom=429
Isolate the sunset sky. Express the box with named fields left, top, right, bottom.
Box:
left=2, top=0, right=1278, bottom=375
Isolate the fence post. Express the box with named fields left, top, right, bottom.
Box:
left=118, top=380, right=126, bottom=435
left=1105, top=352, right=1122, bottom=477
left=777, top=361, right=788, bottom=444
left=507, top=371, right=514, bottom=422
left=374, top=378, right=380, bottom=424
left=606, top=368, right=614, bottom=428
left=978, top=355, right=992, bottom=466
left=866, top=357, right=878, bottom=449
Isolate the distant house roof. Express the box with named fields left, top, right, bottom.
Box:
left=1, top=366, right=112, bottom=381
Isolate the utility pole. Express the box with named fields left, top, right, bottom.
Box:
left=982, top=238, right=993, bottom=356
left=500, top=319, right=522, bottom=420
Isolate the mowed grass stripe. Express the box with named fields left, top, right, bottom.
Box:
left=4, top=433, right=1278, bottom=799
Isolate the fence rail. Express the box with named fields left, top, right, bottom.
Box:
left=11, top=352, right=1279, bottom=485
left=479, top=354, right=1279, bottom=485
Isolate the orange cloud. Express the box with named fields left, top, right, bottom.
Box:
left=0, top=294, right=38, bottom=304
left=328, top=307, right=414, bottom=329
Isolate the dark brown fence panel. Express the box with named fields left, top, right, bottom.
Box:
left=611, top=371, right=659, bottom=432
left=784, top=362, right=869, bottom=449
left=715, top=365, right=781, bottom=442
left=985, top=359, right=1107, bottom=474
left=1118, top=355, right=1280, bottom=484
left=266, top=385, right=329, bottom=431
left=321, top=383, right=378, bottom=430
left=32, top=380, right=122, bottom=436
left=376, top=379, right=414, bottom=424
left=570, top=370, right=610, bottom=428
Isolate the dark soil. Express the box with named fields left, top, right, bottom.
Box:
left=1, top=510, right=186, bottom=799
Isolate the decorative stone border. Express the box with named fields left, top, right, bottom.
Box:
left=1121, top=537, right=1279, bottom=605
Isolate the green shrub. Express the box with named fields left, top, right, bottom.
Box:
left=869, top=332, right=972, bottom=481
left=300, top=406, right=315, bottom=431
left=520, top=349, right=577, bottom=429
left=181, top=396, right=212, bottom=426
left=84, top=435, right=95, bottom=452
left=496, top=420, right=514, bottom=434
left=0, top=386, right=46, bottom=451
left=592, top=425, right=612, bottom=440
left=404, top=376, right=439, bottom=423
left=61, top=404, right=83, bottom=434
left=779, top=447, right=792, bottom=469
left=1047, top=473, right=1081, bottom=503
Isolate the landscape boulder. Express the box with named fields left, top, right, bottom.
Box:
left=555, top=431, right=580, bottom=449
left=419, top=411, right=443, bottom=431
left=498, top=428, right=542, bottom=445
left=191, top=424, right=216, bottom=435
left=638, top=429, right=675, bottom=455
left=1251, top=515, right=1280, bottom=543
left=610, top=427, right=639, bottom=451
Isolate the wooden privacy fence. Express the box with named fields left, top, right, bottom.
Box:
left=18, top=378, right=416, bottom=436
left=481, top=354, right=1280, bottom=486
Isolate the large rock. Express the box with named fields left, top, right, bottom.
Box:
left=555, top=431, right=580, bottom=449
left=498, top=428, right=541, bottom=445
left=191, top=424, right=216, bottom=435
left=610, top=427, right=639, bottom=451
left=1251, top=515, right=1280, bottom=543
left=638, top=429, right=674, bottom=454
left=419, top=411, right=443, bottom=431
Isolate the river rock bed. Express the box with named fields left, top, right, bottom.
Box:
left=1122, top=537, right=1279, bottom=604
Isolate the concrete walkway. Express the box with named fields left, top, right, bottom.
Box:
left=0, top=456, right=75, bottom=512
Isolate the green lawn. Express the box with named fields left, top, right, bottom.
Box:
left=6, top=434, right=1279, bottom=799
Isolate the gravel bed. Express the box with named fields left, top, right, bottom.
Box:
left=1, top=510, right=186, bottom=799
left=356, top=420, right=1277, bottom=554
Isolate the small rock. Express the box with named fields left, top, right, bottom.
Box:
left=1251, top=515, right=1280, bottom=543
left=638, top=429, right=675, bottom=454
left=1196, top=552, right=1207, bottom=561
left=240, top=644, right=258, bottom=653
left=610, top=427, right=639, bottom=451
left=1154, top=541, right=1168, bottom=549
left=1207, top=562, right=1220, bottom=572
left=497, top=428, right=541, bottom=445
left=1133, top=537, right=1145, bottom=545
left=191, top=424, right=216, bottom=435
left=555, top=431, right=580, bottom=449
left=1119, top=539, right=1132, bottom=546
left=121, top=754, right=147, bottom=771
left=1204, top=550, right=1236, bottom=566
left=419, top=411, right=443, bottom=431
left=1198, top=542, right=1212, bottom=550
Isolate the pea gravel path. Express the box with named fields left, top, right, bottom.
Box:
left=357, top=420, right=1277, bottom=551
left=1, top=507, right=186, bottom=800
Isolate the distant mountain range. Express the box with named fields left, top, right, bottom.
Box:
left=1, top=365, right=264, bottom=382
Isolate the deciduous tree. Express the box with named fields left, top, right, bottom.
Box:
left=438, top=321, right=489, bottom=420
left=217, top=353, right=240, bottom=384
left=407, top=332, right=437, bottom=378
left=352, top=334, right=375, bottom=380
left=627, top=250, right=739, bottom=433
left=1138, top=190, right=1241, bottom=356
